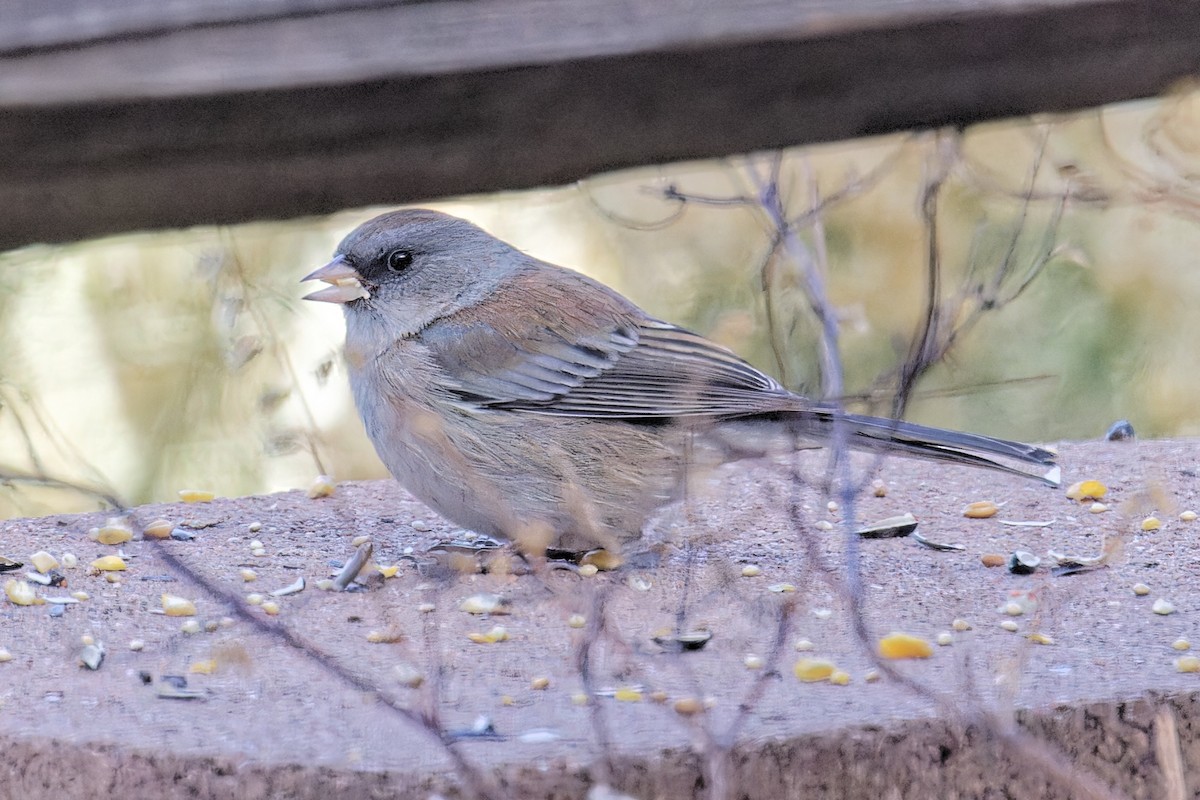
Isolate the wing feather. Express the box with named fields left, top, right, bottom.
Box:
left=416, top=267, right=795, bottom=419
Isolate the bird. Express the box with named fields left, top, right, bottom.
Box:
left=303, top=209, right=1059, bottom=554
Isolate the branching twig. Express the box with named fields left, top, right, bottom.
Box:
left=0, top=470, right=122, bottom=511
left=575, top=587, right=617, bottom=786
left=216, top=239, right=329, bottom=477
left=144, top=530, right=503, bottom=800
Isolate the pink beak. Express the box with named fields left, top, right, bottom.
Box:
left=301, top=256, right=371, bottom=303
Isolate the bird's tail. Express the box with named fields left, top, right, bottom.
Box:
left=787, top=407, right=1060, bottom=486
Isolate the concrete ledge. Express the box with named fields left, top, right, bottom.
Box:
left=2, top=438, right=1197, bottom=798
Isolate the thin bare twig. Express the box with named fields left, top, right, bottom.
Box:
left=216, top=238, right=329, bottom=477
left=0, top=470, right=122, bottom=511
left=144, top=532, right=503, bottom=800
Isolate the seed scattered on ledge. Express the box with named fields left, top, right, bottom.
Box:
left=270, top=577, right=305, bottom=597
left=1141, top=517, right=1162, bottom=532
left=857, top=513, right=918, bottom=539
left=307, top=475, right=336, bottom=499
left=1176, top=656, right=1200, bottom=673
left=144, top=520, right=173, bottom=540
left=178, top=489, right=216, bottom=503
left=1153, top=598, right=1177, bottom=616
left=963, top=501, right=999, bottom=519
left=468, top=625, right=509, bottom=644
left=626, top=574, right=652, bottom=591
left=793, top=658, right=836, bottom=682
left=5, top=579, right=38, bottom=606
left=740, top=565, right=761, bottom=578
left=1132, top=583, right=1151, bottom=596
left=1008, top=551, right=1040, bottom=575
left=30, top=551, right=58, bottom=574
left=161, top=594, right=196, bottom=617
left=460, top=593, right=510, bottom=615
left=652, top=630, right=711, bottom=652
left=333, top=542, right=373, bottom=590
left=189, top=659, right=218, bottom=675
left=93, top=520, right=132, bottom=545
left=580, top=548, right=623, bottom=571
left=394, top=664, right=424, bottom=688
left=879, top=632, right=933, bottom=659
left=1066, top=480, right=1107, bottom=501
left=79, top=643, right=105, bottom=670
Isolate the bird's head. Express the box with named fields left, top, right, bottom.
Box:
left=302, top=209, right=519, bottom=337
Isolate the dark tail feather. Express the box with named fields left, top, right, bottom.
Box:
left=794, top=408, right=1060, bottom=486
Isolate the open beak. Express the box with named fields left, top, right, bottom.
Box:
left=301, top=255, right=371, bottom=303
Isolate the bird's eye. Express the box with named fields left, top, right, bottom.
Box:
left=386, top=250, right=414, bottom=273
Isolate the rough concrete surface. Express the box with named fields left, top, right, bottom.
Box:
left=2, top=439, right=1199, bottom=799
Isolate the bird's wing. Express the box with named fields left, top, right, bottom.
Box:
left=417, top=267, right=796, bottom=418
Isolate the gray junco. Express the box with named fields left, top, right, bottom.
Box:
left=304, top=209, right=1058, bottom=553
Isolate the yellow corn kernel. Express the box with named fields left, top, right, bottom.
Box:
left=793, top=658, right=836, bottom=682
left=879, top=632, right=933, bottom=659
left=161, top=594, right=197, bottom=616
left=90, top=556, right=126, bottom=571
left=5, top=579, right=38, bottom=606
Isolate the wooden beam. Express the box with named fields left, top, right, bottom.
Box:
left=2, top=0, right=1199, bottom=249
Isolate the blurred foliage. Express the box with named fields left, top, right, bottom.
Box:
left=4, top=90, right=1200, bottom=519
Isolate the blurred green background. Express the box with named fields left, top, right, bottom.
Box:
left=3, top=92, right=1200, bottom=520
